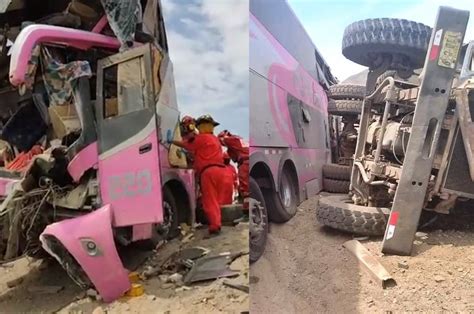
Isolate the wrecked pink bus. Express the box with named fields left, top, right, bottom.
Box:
left=0, top=0, right=195, bottom=302
left=249, top=0, right=337, bottom=262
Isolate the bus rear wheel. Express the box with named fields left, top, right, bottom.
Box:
left=250, top=177, right=268, bottom=263
left=265, top=167, right=298, bottom=223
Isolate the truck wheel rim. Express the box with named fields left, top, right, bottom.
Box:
left=250, top=198, right=265, bottom=242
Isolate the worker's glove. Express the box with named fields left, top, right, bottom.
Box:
left=166, top=129, right=173, bottom=143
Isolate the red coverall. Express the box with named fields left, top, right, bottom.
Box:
left=181, top=134, right=234, bottom=232
left=222, top=136, right=249, bottom=204
left=220, top=164, right=238, bottom=205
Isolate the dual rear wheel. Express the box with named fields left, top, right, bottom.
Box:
left=250, top=168, right=298, bottom=263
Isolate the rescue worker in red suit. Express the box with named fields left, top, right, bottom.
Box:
left=179, top=115, right=198, bottom=166
left=169, top=115, right=234, bottom=236
left=221, top=151, right=238, bottom=204
left=218, top=130, right=249, bottom=221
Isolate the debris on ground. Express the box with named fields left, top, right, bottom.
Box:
left=184, top=252, right=244, bottom=284
left=124, top=284, right=144, bottom=298
left=36, top=224, right=249, bottom=314
left=181, top=233, right=195, bottom=244
left=175, top=286, right=192, bottom=292
left=86, top=289, right=102, bottom=301
left=434, top=275, right=446, bottom=283
left=166, top=273, right=183, bottom=284
left=343, top=240, right=396, bottom=289
left=26, top=285, right=64, bottom=294
left=397, top=261, right=409, bottom=270
left=415, top=232, right=428, bottom=240
left=92, top=306, right=106, bottom=314
left=252, top=196, right=474, bottom=313
left=223, top=281, right=249, bottom=293
left=6, top=277, right=24, bottom=288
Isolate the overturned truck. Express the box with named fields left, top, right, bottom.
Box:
left=0, top=0, right=196, bottom=302
left=317, top=6, right=474, bottom=255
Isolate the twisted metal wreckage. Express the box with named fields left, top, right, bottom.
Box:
left=0, top=0, right=198, bottom=302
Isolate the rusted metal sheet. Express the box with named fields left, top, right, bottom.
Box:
left=343, top=240, right=396, bottom=289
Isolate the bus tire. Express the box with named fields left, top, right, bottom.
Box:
left=264, top=168, right=298, bottom=223
left=328, top=84, right=365, bottom=100
left=328, top=99, right=362, bottom=116
left=250, top=177, right=268, bottom=263
left=322, top=164, right=351, bottom=181
left=135, top=186, right=179, bottom=250
left=342, top=18, right=431, bottom=69
left=316, top=195, right=390, bottom=236
left=323, top=178, right=350, bottom=194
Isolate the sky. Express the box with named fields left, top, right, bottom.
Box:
left=287, top=0, right=474, bottom=82
left=161, top=0, right=249, bottom=138
left=158, top=0, right=474, bottom=139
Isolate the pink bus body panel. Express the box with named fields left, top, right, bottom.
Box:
left=0, top=25, right=198, bottom=302
left=250, top=12, right=330, bottom=200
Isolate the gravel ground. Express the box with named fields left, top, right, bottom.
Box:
left=250, top=193, right=474, bottom=313
left=0, top=224, right=249, bottom=313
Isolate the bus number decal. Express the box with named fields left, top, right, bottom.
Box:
left=108, top=170, right=153, bottom=200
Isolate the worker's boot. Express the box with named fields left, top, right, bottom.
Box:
left=204, top=227, right=221, bottom=239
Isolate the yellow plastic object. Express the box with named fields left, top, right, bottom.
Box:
left=128, top=272, right=140, bottom=283
left=125, top=284, right=144, bottom=297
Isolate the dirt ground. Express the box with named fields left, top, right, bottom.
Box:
left=251, top=193, right=474, bottom=313
left=0, top=223, right=249, bottom=314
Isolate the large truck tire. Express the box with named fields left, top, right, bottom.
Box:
left=342, top=18, right=431, bottom=69
left=322, top=178, right=350, bottom=194
left=328, top=99, right=362, bottom=116
left=316, top=195, right=390, bottom=236
left=328, top=84, right=365, bottom=100
left=322, top=164, right=351, bottom=181
left=250, top=177, right=268, bottom=263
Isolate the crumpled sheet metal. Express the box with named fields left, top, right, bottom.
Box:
left=183, top=252, right=242, bottom=285
left=100, top=0, right=142, bottom=50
